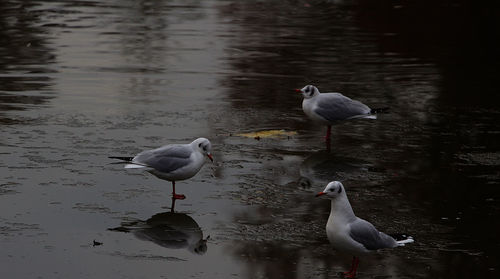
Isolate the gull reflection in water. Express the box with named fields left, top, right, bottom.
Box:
left=109, top=199, right=208, bottom=255
left=299, top=150, right=374, bottom=189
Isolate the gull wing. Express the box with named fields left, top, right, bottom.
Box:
left=314, top=93, right=372, bottom=121
left=133, top=144, right=193, bottom=173
left=348, top=218, right=397, bottom=251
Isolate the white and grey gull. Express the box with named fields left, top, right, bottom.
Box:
left=109, top=138, right=213, bottom=200
left=316, top=181, right=413, bottom=278
left=296, top=85, right=388, bottom=143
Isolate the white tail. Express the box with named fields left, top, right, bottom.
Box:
left=397, top=237, right=414, bottom=246
left=348, top=114, right=377, bottom=120
left=124, top=164, right=147, bottom=169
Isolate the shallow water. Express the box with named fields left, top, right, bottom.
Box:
left=1, top=0, right=499, bottom=278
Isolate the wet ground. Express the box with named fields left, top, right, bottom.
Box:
left=1, top=0, right=499, bottom=278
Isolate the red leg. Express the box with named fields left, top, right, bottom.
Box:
left=325, top=125, right=332, bottom=142
left=172, top=181, right=186, bottom=200
left=343, top=256, right=356, bottom=275
left=343, top=257, right=359, bottom=278
left=170, top=197, right=176, bottom=212
left=325, top=125, right=332, bottom=151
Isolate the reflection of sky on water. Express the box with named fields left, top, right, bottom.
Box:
left=0, top=1, right=57, bottom=124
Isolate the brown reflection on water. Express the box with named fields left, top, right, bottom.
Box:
left=356, top=0, right=500, bottom=108
left=0, top=0, right=56, bottom=124
left=217, top=2, right=360, bottom=126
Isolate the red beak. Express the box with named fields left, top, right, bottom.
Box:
left=207, top=154, right=214, bottom=162
left=295, top=89, right=302, bottom=93
left=315, top=191, right=325, bottom=197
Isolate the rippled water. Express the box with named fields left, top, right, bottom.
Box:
left=1, top=0, right=499, bottom=278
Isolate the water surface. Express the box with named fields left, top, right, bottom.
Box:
left=1, top=0, right=499, bottom=278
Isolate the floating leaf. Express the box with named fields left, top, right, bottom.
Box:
left=236, top=130, right=297, bottom=139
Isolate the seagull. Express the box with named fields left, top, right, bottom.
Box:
left=315, top=181, right=413, bottom=278
left=296, top=85, right=387, bottom=144
left=109, top=138, right=213, bottom=200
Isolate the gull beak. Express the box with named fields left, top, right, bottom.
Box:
left=315, top=191, right=326, bottom=197
left=207, top=153, right=213, bottom=162
left=295, top=89, right=302, bottom=93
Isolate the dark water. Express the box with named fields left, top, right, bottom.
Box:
left=1, top=0, right=499, bottom=278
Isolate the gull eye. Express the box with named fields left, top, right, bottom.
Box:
left=330, top=188, right=335, bottom=192
left=199, top=143, right=202, bottom=147
left=308, top=87, right=314, bottom=96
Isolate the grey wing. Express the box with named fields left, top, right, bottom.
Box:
left=349, top=218, right=397, bottom=251
left=133, top=144, right=193, bottom=173
left=315, top=93, right=371, bottom=121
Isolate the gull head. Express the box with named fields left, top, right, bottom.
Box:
left=315, top=181, right=344, bottom=199
left=295, top=85, right=320, bottom=99
left=190, top=237, right=208, bottom=255
left=193, top=138, right=213, bottom=162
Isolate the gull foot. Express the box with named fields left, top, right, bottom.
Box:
left=173, top=194, right=186, bottom=200
left=342, top=271, right=356, bottom=278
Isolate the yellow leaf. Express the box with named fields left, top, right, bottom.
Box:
left=236, top=130, right=297, bottom=139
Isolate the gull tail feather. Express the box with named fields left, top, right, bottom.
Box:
left=397, top=238, right=414, bottom=246
left=349, top=114, right=377, bottom=120
left=109, top=156, right=149, bottom=169
left=109, top=156, right=134, bottom=162
left=124, top=163, right=147, bottom=169
left=390, top=233, right=414, bottom=246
